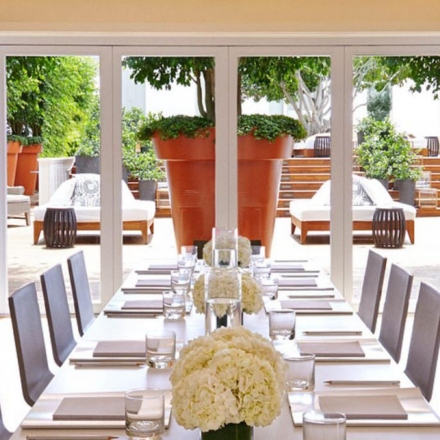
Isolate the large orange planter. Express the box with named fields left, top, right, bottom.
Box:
left=153, top=129, right=293, bottom=256
left=7, top=140, right=23, bottom=186
left=15, top=143, right=43, bottom=195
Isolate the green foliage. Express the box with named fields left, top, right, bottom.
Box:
left=76, top=93, right=100, bottom=157
left=124, top=149, right=165, bottom=181
left=237, top=114, right=307, bottom=142
left=7, top=56, right=99, bottom=157
left=367, top=85, right=391, bottom=121
left=355, top=118, right=422, bottom=182
left=137, top=114, right=214, bottom=141
left=123, top=57, right=215, bottom=121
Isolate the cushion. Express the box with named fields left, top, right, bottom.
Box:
left=72, top=174, right=101, bottom=207
left=48, top=178, right=77, bottom=207
left=311, top=180, right=331, bottom=206
left=352, top=180, right=374, bottom=206
left=361, top=178, right=394, bottom=205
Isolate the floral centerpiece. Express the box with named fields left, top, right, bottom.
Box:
left=194, top=235, right=263, bottom=316
left=203, top=235, right=252, bottom=268
left=193, top=270, right=263, bottom=315
left=170, top=326, right=286, bottom=439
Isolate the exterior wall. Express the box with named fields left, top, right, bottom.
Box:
left=0, top=0, right=439, bottom=33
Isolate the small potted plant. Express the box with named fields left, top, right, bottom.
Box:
left=125, top=149, right=165, bottom=201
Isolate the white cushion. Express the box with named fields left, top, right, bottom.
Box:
left=361, top=178, right=394, bottom=205
left=311, top=180, right=331, bottom=205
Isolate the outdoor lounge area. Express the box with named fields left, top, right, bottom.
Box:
left=32, top=173, right=156, bottom=245
left=290, top=175, right=417, bottom=244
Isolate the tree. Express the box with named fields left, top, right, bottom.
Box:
left=6, top=56, right=98, bottom=156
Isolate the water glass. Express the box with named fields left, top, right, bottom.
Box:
left=145, top=330, right=176, bottom=369
left=269, top=309, right=296, bottom=340
left=285, top=353, right=315, bottom=391
left=180, top=245, right=198, bottom=259
left=260, top=275, right=279, bottom=300
left=253, top=259, right=271, bottom=280
left=177, top=254, right=197, bottom=275
left=170, top=269, right=191, bottom=295
left=303, top=410, right=346, bottom=440
left=163, top=290, right=185, bottom=319
left=125, top=388, right=165, bottom=439
left=250, top=245, right=266, bottom=266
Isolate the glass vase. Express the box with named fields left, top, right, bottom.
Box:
left=205, top=266, right=242, bottom=334
left=201, top=422, right=253, bottom=440
left=212, top=227, right=238, bottom=267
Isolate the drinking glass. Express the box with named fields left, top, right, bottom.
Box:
left=163, top=290, right=185, bottom=319
left=145, top=330, right=176, bottom=368
left=284, top=353, right=315, bottom=391
left=303, top=410, right=346, bottom=440
left=125, top=388, right=165, bottom=439
left=269, top=309, right=296, bottom=340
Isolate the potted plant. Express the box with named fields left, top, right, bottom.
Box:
left=125, top=149, right=165, bottom=201
left=138, top=114, right=306, bottom=254
left=355, top=117, right=423, bottom=203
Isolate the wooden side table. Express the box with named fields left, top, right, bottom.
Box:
left=43, top=207, right=77, bottom=248
left=372, top=207, right=406, bottom=248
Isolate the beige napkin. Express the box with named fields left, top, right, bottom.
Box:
left=136, top=278, right=170, bottom=288
left=297, top=341, right=365, bottom=357
left=53, top=396, right=125, bottom=420
left=278, top=278, right=317, bottom=287
left=319, top=394, right=408, bottom=420
left=271, top=263, right=304, bottom=271
left=121, top=300, right=163, bottom=310
left=93, top=340, right=145, bottom=358
left=148, top=264, right=178, bottom=271
left=280, top=299, right=332, bottom=310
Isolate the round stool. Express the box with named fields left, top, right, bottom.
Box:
left=43, top=207, right=77, bottom=248
left=372, top=207, right=406, bottom=248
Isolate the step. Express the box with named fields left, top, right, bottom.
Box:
left=281, top=173, right=330, bottom=183
left=282, top=165, right=331, bottom=174
left=279, top=182, right=324, bottom=191
left=279, top=190, right=316, bottom=199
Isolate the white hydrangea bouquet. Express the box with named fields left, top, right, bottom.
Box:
left=195, top=235, right=263, bottom=315
left=193, top=269, right=263, bottom=315
left=203, top=235, right=252, bottom=268
left=170, top=326, right=286, bottom=433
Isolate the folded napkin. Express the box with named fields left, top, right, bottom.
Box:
left=148, top=264, right=178, bottom=272
left=53, top=396, right=125, bottom=420
left=271, top=263, right=304, bottom=272
left=297, top=341, right=365, bottom=357
left=319, top=394, right=408, bottom=420
left=136, top=278, right=170, bottom=288
left=93, top=340, right=145, bottom=358
left=121, top=300, right=163, bottom=310
left=280, top=300, right=332, bottom=310
left=278, top=278, right=317, bottom=287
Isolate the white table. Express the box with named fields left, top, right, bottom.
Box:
left=11, top=268, right=440, bottom=439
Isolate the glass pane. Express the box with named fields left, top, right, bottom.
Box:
left=120, top=55, right=216, bottom=272
left=6, top=55, right=102, bottom=309
left=352, top=55, right=440, bottom=310
left=238, top=56, right=331, bottom=270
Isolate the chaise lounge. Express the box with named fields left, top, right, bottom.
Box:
left=33, top=173, right=155, bottom=244
left=290, top=175, right=416, bottom=244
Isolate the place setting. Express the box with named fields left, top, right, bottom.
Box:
left=264, top=298, right=353, bottom=315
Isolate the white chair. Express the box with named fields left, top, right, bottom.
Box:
left=7, top=186, right=30, bottom=225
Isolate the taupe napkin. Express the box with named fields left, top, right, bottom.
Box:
left=93, top=340, right=145, bottom=358
left=271, top=263, right=304, bottom=272
left=278, top=278, right=317, bottom=287
left=280, top=299, right=332, bottom=310
left=147, top=264, right=178, bottom=272
left=297, top=341, right=365, bottom=357
left=136, top=278, right=170, bottom=288
left=319, top=394, right=408, bottom=420
left=121, top=300, right=163, bottom=310
left=53, top=396, right=125, bottom=420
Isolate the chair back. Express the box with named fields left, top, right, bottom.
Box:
left=405, top=282, right=440, bottom=401
left=40, top=264, right=77, bottom=366
left=67, top=251, right=95, bottom=336
left=378, top=264, right=413, bottom=362
left=8, top=282, right=54, bottom=406
left=357, top=250, right=387, bottom=333
left=425, top=136, right=439, bottom=157
left=313, top=136, right=331, bottom=157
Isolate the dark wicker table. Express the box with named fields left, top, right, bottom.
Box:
left=372, top=207, right=406, bottom=248
left=43, top=207, right=77, bottom=248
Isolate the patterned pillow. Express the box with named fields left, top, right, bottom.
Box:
left=72, top=175, right=101, bottom=207
left=352, top=181, right=374, bottom=206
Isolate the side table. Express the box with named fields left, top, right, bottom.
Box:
left=43, top=207, right=77, bottom=248
left=372, top=207, right=406, bottom=248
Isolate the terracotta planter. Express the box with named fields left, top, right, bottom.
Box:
left=7, top=140, right=23, bottom=187
left=153, top=129, right=216, bottom=250
left=15, top=143, right=43, bottom=195
left=153, top=129, right=293, bottom=255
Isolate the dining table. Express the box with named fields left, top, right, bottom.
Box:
left=10, top=259, right=440, bottom=440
